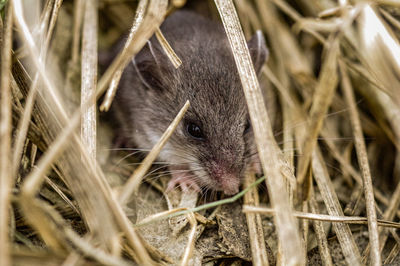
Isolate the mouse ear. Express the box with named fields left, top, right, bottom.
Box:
left=133, top=37, right=174, bottom=91
left=247, top=30, right=269, bottom=74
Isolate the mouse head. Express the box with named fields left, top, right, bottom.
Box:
left=134, top=28, right=268, bottom=195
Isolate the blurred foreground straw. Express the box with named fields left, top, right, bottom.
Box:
left=2, top=0, right=400, bottom=265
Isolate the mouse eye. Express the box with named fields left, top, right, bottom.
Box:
left=186, top=123, right=205, bottom=140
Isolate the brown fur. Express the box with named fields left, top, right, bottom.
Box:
left=109, top=10, right=268, bottom=194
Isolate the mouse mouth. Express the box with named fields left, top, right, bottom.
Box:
left=218, top=174, right=240, bottom=195
left=190, top=166, right=241, bottom=195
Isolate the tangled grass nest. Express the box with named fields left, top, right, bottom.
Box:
left=1, top=0, right=400, bottom=265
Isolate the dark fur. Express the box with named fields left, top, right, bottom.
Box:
left=109, top=10, right=268, bottom=194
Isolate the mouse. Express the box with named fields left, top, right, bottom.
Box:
left=109, top=10, right=268, bottom=195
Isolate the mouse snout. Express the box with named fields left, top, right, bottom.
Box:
left=209, top=161, right=241, bottom=195
left=220, top=173, right=240, bottom=195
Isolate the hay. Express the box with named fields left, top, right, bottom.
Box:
left=1, top=0, right=400, bottom=265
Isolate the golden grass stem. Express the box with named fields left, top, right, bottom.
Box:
left=20, top=114, right=80, bottom=196
left=271, top=0, right=326, bottom=45
left=19, top=197, right=131, bottom=266
left=262, top=65, right=296, bottom=109
left=312, top=149, right=362, bottom=265
left=155, top=28, right=182, bottom=68
left=11, top=73, right=39, bottom=178
left=71, top=0, right=83, bottom=65
left=46, top=0, right=64, bottom=49
left=256, top=0, right=312, bottom=77
left=296, top=38, right=339, bottom=184
left=19, top=108, right=154, bottom=264
left=99, top=0, right=148, bottom=112
left=243, top=173, right=269, bottom=266
left=361, top=161, right=400, bottom=259
left=0, top=3, right=14, bottom=266
left=180, top=212, right=197, bottom=266
left=340, top=61, right=381, bottom=265
left=384, top=243, right=400, bottom=264
left=378, top=178, right=400, bottom=249
left=14, top=0, right=169, bottom=263
left=12, top=0, right=63, bottom=178
left=309, top=194, right=333, bottom=266
left=214, top=1, right=304, bottom=264
left=81, top=0, right=98, bottom=158
left=13, top=0, right=68, bottom=120
left=243, top=206, right=400, bottom=229
left=15, top=0, right=171, bottom=260
left=358, top=5, right=400, bottom=143
left=37, top=0, right=55, bottom=37
left=118, top=100, right=190, bottom=206
left=97, top=0, right=168, bottom=99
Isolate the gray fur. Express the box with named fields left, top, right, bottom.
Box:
left=111, top=10, right=268, bottom=194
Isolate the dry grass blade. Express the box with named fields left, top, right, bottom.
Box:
left=0, top=3, right=14, bottom=266
left=18, top=198, right=65, bottom=251
left=312, top=149, right=362, bottom=265
left=6, top=0, right=400, bottom=265
left=358, top=5, right=400, bottom=142
left=271, top=0, right=326, bottom=45
left=243, top=205, right=400, bottom=229
left=262, top=65, right=296, bottom=108
left=81, top=0, right=98, bottom=158
left=256, top=0, right=312, bottom=76
left=97, top=0, right=168, bottom=104
left=214, top=0, right=304, bottom=264
left=100, top=0, right=148, bottom=112
left=13, top=0, right=170, bottom=263
left=378, top=178, right=400, bottom=250
left=243, top=173, right=269, bottom=266
left=180, top=212, right=197, bottom=266
left=15, top=0, right=172, bottom=259
left=63, top=230, right=131, bottom=266
left=13, top=0, right=122, bottom=253
left=320, top=128, right=363, bottom=185
left=296, top=38, right=339, bottom=184
left=19, top=113, right=79, bottom=198
left=44, top=176, right=80, bottom=215
left=13, top=0, right=67, bottom=120
left=18, top=197, right=131, bottom=266
left=385, top=243, right=400, bottom=264
left=45, top=0, right=64, bottom=49
left=340, top=61, right=381, bottom=265
left=11, top=71, right=39, bottom=178
left=118, top=100, right=190, bottom=206
left=12, top=0, right=63, bottom=177
left=71, top=0, right=83, bottom=65
left=155, top=28, right=182, bottom=68
left=309, top=194, right=333, bottom=266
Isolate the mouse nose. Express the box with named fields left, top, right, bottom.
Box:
left=219, top=173, right=240, bottom=195
left=210, top=162, right=241, bottom=195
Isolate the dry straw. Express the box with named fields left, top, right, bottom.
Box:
left=1, top=0, right=400, bottom=265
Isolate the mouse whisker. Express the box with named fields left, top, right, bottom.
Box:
left=106, top=147, right=152, bottom=151
left=113, top=151, right=146, bottom=166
